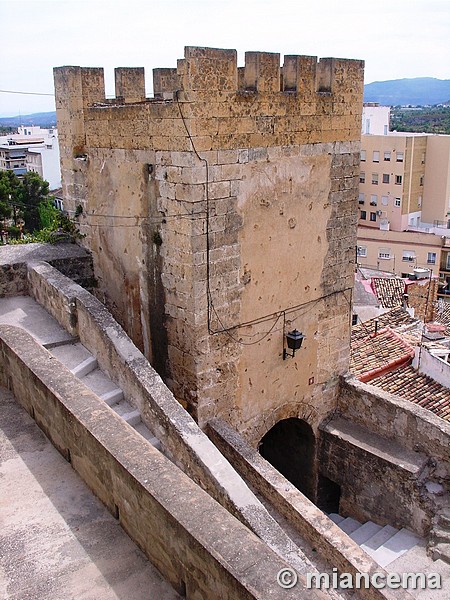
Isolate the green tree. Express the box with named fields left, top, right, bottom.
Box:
left=38, top=199, right=59, bottom=229
left=0, top=170, right=21, bottom=221
left=17, top=172, right=51, bottom=232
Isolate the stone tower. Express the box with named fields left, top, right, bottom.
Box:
left=54, top=47, right=364, bottom=447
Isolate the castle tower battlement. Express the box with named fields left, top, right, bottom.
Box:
left=54, top=47, right=363, bottom=157
left=54, top=46, right=364, bottom=442
left=55, top=46, right=363, bottom=107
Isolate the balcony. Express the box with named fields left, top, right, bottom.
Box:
left=11, top=167, right=27, bottom=176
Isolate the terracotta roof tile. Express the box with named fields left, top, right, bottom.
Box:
left=369, top=365, right=450, bottom=422
left=351, top=308, right=450, bottom=423
left=372, top=278, right=406, bottom=309
left=434, top=300, right=450, bottom=336
left=350, top=327, right=415, bottom=381
left=352, top=308, right=416, bottom=343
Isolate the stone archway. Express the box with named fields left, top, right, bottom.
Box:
left=258, top=417, right=316, bottom=501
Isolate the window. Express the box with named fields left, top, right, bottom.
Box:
left=395, top=197, right=401, bottom=207
left=360, top=150, right=366, bottom=162
left=360, top=171, right=365, bottom=183
left=396, top=152, right=404, bottom=162
left=358, top=193, right=365, bottom=204
left=382, top=173, right=390, bottom=184
left=372, top=173, right=379, bottom=185
left=352, top=314, right=358, bottom=325
left=378, top=248, right=391, bottom=259
left=381, top=195, right=389, bottom=206
left=370, top=212, right=377, bottom=222
left=421, top=153, right=425, bottom=164
left=402, top=250, right=416, bottom=262
left=447, top=254, right=450, bottom=270
left=420, top=175, right=424, bottom=186
left=360, top=210, right=367, bottom=220
left=384, top=151, right=391, bottom=161
left=427, top=252, right=436, bottom=265
left=373, top=151, right=380, bottom=163
left=384, top=125, right=388, bottom=136
left=370, top=195, right=378, bottom=206
left=418, top=195, right=422, bottom=208
left=357, top=246, right=367, bottom=257
left=395, top=175, right=402, bottom=185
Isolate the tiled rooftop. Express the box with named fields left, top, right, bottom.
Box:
left=372, top=277, right=406, bottom=309
left=434, top=300, right=450, bottom=336
left=352, top=307, right=416, bottom=343
left=369, top=365, right=450, bottom=422
left=350, top=327, right=415, bottom=381
left=351, top=307, right=450, bottom=423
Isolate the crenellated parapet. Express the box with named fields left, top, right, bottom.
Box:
left=55, top=45, right=363, bottom=106
left=54, top=45, right=364, bottom=432
left=54, top=46, right=364, bottom=155
left=115, top=67, right=146, bottom=102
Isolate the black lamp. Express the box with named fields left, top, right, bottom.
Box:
left=283, top=329, right=305, bottom=360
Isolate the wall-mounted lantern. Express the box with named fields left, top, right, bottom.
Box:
left=283, top=329, right=305, bottom=360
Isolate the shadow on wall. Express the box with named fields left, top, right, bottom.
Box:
left=259, top=417, right=316, bottom=501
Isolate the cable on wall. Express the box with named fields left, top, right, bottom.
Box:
left=175, top=90, right=358, bottom=345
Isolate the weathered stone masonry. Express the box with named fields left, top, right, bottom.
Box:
left=54, top=47, right=364, bottom=447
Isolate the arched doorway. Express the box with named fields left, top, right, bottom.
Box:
left=259, top=418, right=315, bottom=501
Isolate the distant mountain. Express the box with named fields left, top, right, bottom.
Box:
left=0, top=111, right=57, bottom=128
left=1, top=80, right=450, bottom=124
left=364, top=78, right=450, bottom=106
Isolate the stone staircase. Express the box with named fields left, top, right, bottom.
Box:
left=329, top=513, right=421, bottom=568
left=429, top=507, right=450, bottom=564
left=47, top=339, right=162, bottom=449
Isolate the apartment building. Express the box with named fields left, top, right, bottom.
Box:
left=357, top=105, right=450, bottom=300
left=358, top=105, right=450, bottom=231
left=0, top=126, right=61, bottom=189
left=358, top=132, right=428, bottom=231
left=357, top=226, right=443, bottom=277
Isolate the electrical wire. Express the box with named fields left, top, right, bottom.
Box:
left=175, top=90, right=214, bottom=333
left=0, top=89, right=55, bottom=97
left=175, top=90, right=361, bottom=345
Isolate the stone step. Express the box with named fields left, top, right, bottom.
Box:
left=368, top=528, right=421, bottom=568
left=338, top=517, right=362, bottom=535
left=0, top=295, right=74, bottom=346
left=430, top=543, right=450, bottom=565
left=360, top=524, right=398, bottom=554
left=328, top=513, right=345, bottom=525
left=438, top=509, right=450, bottom=528
left=112, top=400, right=141, bottom=427
left=133, top=422, right=162, bottom=450
left=431, top=528, right=450, bottom=544
left=350, top=521, right=383, bottom=545
left=81, top=367, right=121, bottom=399
left=71, top=355, right=98, bottom=378
left=50, top=341, right=93, bottom=371
left=100, top=388, right=124, bottom=406
left=123, top=410, right=141, bottom=427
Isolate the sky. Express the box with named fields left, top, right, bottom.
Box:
left=0, top=0, right=449, bottom=117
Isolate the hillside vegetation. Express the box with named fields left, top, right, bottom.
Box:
left=390, top=106, right=450, bottom=135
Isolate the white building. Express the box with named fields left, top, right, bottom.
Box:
left=361, top=103, right=390, bottom=136
left=0, top=126, right=61, bottom=189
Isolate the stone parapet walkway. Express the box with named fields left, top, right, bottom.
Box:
left=0, top=386, right=180, bottom=600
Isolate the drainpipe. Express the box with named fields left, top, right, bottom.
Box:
left=406, top=136, right=414, bottom=224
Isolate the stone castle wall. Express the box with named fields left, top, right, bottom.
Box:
left=54, top=47, right=364, bottom=441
